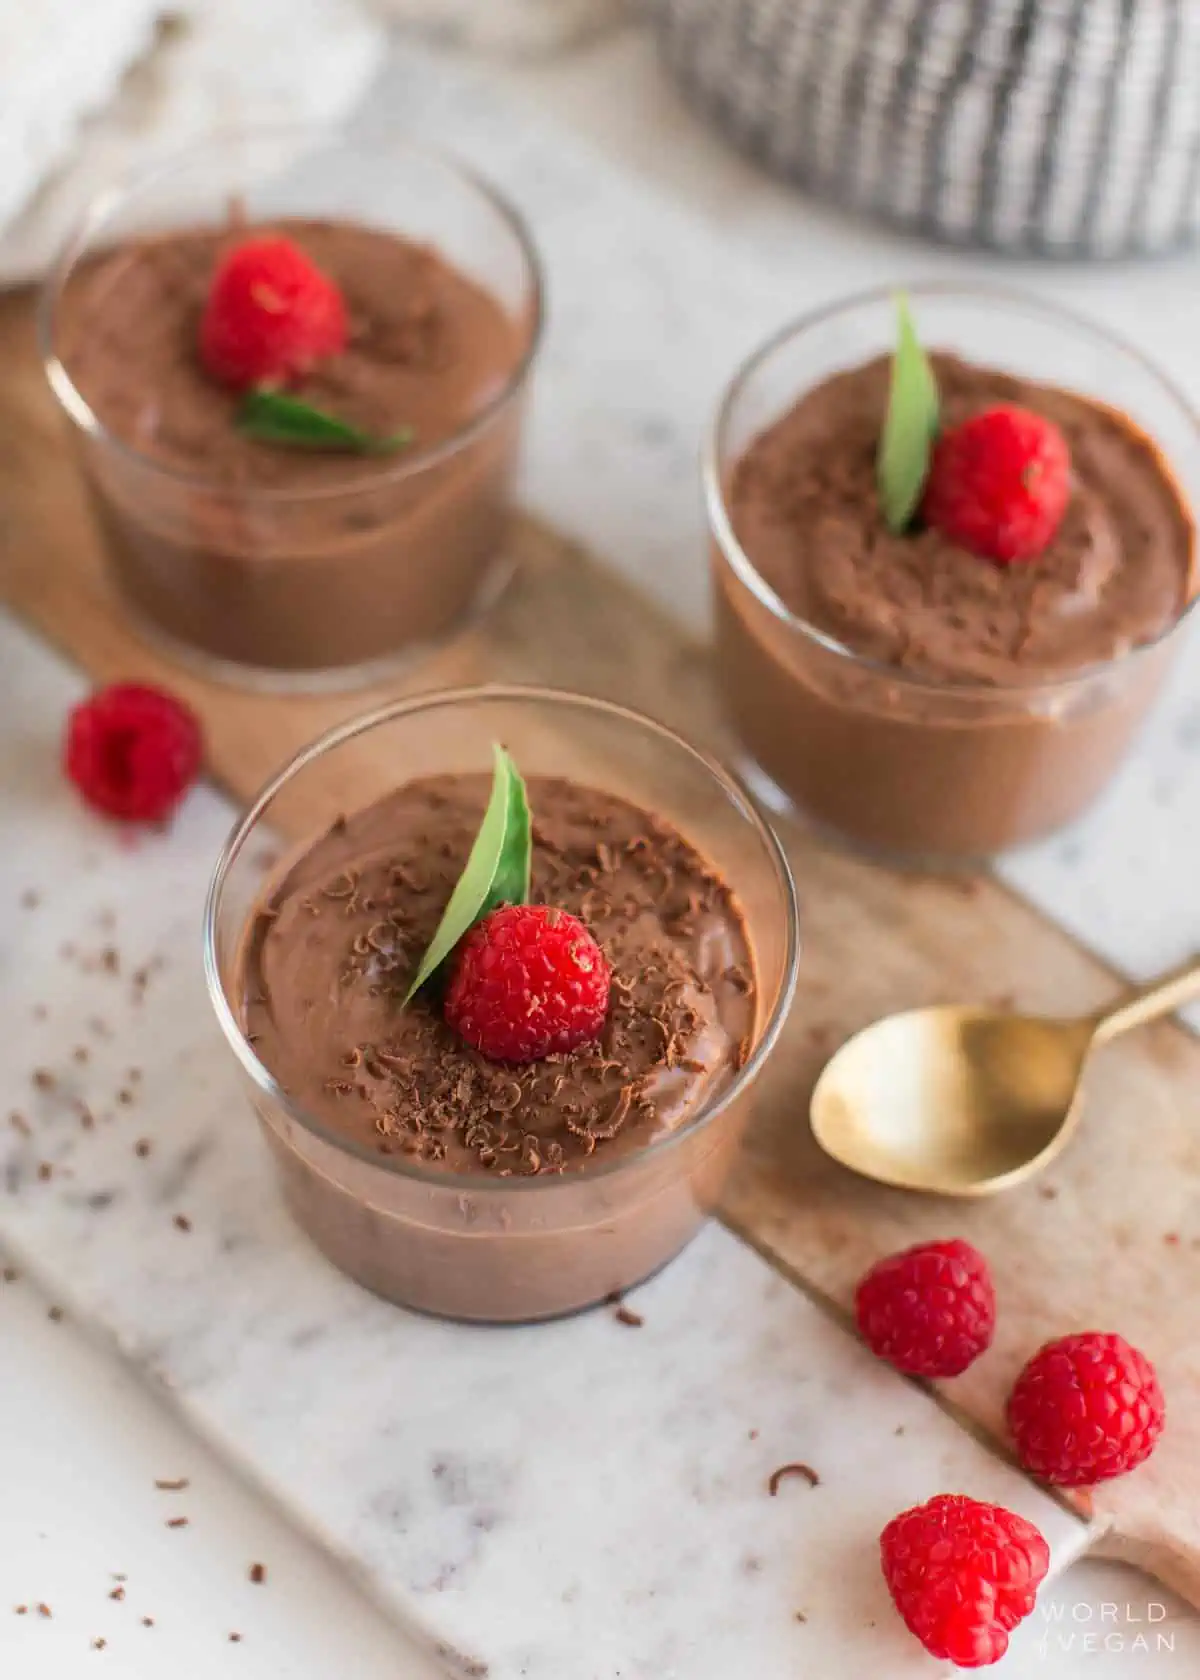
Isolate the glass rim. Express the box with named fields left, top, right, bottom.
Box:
left=202, top=683, right=801, bottom=1191
left=704, top=279, right=1200, bottom=699
left=39, top=124, right=545, bottom=504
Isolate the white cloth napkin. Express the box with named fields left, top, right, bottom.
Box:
left=0, top=0, right=162, bottom=238
left=0, top=0, right=387, bottom=286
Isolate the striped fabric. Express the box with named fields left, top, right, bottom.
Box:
left=649, top=0, right=1200, bottom=257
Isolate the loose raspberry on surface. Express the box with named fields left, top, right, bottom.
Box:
left=921, top=403, right=1071, bottom=564
left=199, top=235, right=347, bottom=391
left=65, top=682, right=203, bottom=824
left=444, top=904, right=611, bottom=1065
left=855, top=1239, right=995, bottom=1378
left=1006, top=1332, right=1164, bottom=1487
left=881, top=1493, right=1050, bottom=1668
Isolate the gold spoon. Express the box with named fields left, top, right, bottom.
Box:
left=810, top=959, right=1200, bottom=1197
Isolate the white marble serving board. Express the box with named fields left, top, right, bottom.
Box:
left=0, top=624, right=1086, bottom=1680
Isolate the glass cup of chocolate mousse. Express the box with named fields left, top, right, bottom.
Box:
left=41, top=130, right=542, bottom=690
left=204, top=687, right=799, bottom=1323
left=709, top=285, right=1199, bottom=861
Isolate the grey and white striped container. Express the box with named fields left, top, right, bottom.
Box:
left=649, top=0, right=1200, bottom=258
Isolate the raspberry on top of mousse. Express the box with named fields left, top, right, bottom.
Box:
left=921, top=403, right=1072, bottom=565
left=445, top=904, right=611, bottom=1065
left=199, top=234, right=348, bottom=391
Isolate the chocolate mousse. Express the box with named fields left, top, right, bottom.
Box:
left=52, top=217, right=536, bottom=679
left=239, top=773, right=758, bottom=1319
left=717, top=352, right=1196, bottom=858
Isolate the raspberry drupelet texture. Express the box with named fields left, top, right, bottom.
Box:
left=881, top=1493, right=1050, bottom=1667
left=65, top=682, right=203, bottom=824
left=199, top=235, right=348, bottom=391
left=444, top=904, right=611, bottom=1064
left=855, top=1239, right=996, bottom=1378
left=921, top=403, right=1071, bottom=564
left=1006, top=1331, right=1164, bottom=1487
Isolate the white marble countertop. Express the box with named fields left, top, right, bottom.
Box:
left=4, top=18, right=1200, bottom=1680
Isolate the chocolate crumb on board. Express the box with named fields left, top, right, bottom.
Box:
left=32, top=1069, right=55, bottom=1092
left=37, top=1162, right=54, bottom=1182
left=20, top=889, right=39, bottom=909
left=614, top=1304, right=643, bottom=1328
left=173, top=1215, right=192, bottom=1233
left=795, top=1611, right=808, bottom=1623
left=14, top=1605, right=27, bottom=1615
left=47, top=1306, right=64, bottom=1323
left=768, top=1463, right=821, bottom=1496
left=154, top=1478, right=190, bottom=1492
left=109, top=1586, right=125, bottom=1602
left=165, top=1517, right=189, bottom=1529
left=2, top=1266, right=18, bottom=1284
left=249, top=1562, right=267, bottom=1585
left=141, top=1617, right=154, bottom=1628
left=37, top=1603, right=52, bottom=1618
left=92, top=1636, right=107, bottom=1650
left=9, top=1111, right=31, bottom=1136
left=229, top=1632, right=243, bottom=1643
left=134, top=1139, right=152, bottom=1159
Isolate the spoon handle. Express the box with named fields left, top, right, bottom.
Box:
left=1090, top=957, right=1200, bottom=1046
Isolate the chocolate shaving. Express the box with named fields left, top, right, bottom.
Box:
left=768, top=1463, right=821, bottom=1496
left=488, top=1079, right=522, bottom=1114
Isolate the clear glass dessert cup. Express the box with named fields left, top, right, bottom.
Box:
left=708, top=285, right=1200, bottom=863
left=40, top=129, right=543, bottom=693
left=203, top=686, right=800, bottom=1323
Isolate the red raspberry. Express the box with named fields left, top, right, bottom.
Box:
left=444, top=904, right=611, bottom=1064
left=199, top=235, right=347, bottom=390
left=855, top=1239, right=995, bottom=1378
left=881, top=1493, right=1050, bottom=1668
left=921, top=404, right=1071, bottom=564
left=1006, top=1332, right=1164, bottom=1487
left=65, top=682, right=203, bottom=824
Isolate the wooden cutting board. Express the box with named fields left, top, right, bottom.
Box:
left=2, top=286, right=1196, bottom=1604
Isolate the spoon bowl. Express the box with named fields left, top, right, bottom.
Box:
left=810, top=961, right=1200, bottom=1197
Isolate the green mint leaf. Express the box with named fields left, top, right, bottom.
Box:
left=877, top=293, right=940, bottom=534
left=402, top=744, right=532, bottom=1004
left=239, top=389, right=414, bottom=455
